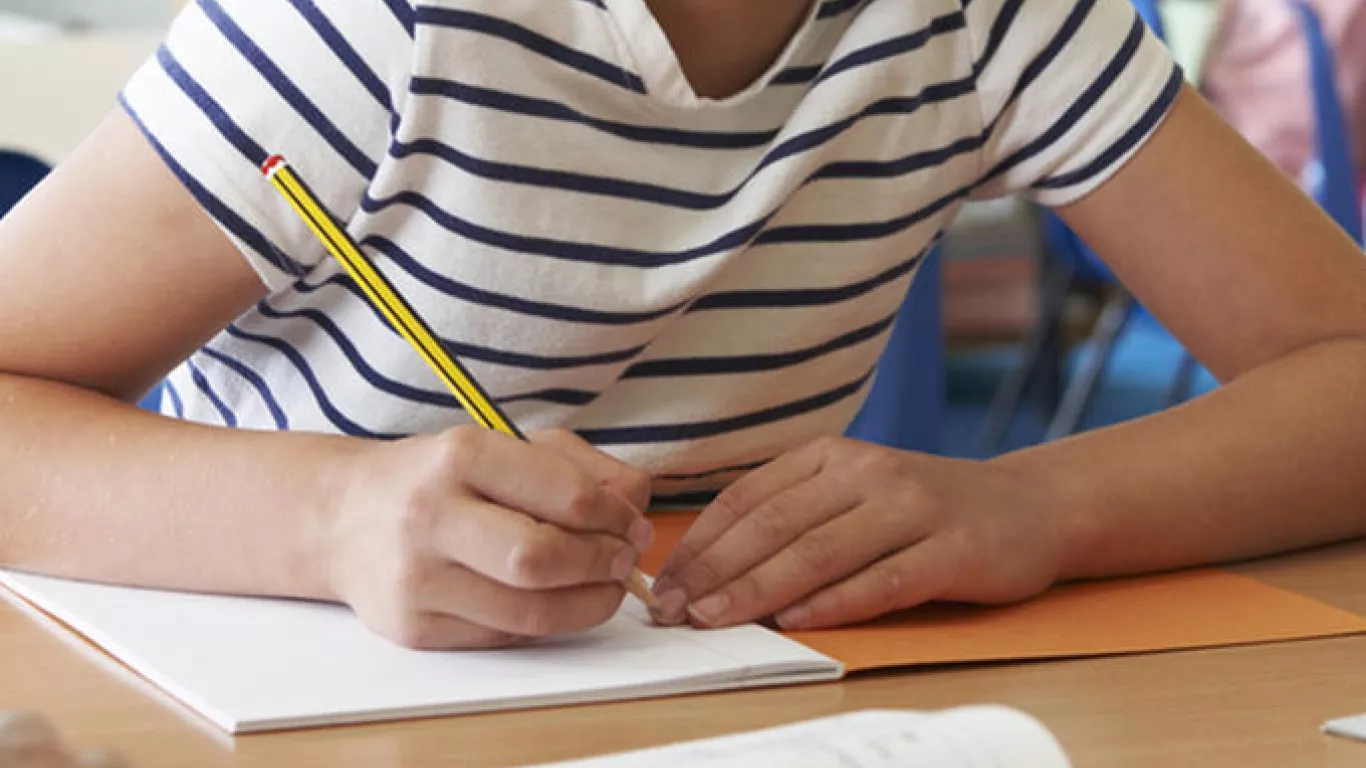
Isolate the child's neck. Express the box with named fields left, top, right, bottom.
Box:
left=643, top=0, right=815, bottom=99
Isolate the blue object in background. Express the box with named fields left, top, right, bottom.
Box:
left=1293, top=0, right=1363, bottom=245
left=845, top=247, right=944, bottom=454
left=0, top=149, right=48, bottom=219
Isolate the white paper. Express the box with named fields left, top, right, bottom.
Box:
left=1323, top=713, right=1366, bottom=742
left=0, top=571, right=841, bottom=733
left=524, top=707, right=1073, bottom=768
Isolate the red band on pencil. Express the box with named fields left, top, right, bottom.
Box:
left=261, top=155, right=285, bottom=178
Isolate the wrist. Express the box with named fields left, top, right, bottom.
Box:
left=988, top=447, right=1101, bottom=584
left=295, top=434, right=376, bottom=604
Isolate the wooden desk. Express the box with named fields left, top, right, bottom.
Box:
left=4, top=541, right=1366, bottom=767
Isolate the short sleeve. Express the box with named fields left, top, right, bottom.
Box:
left=119, top=0, right=416, bottom=291
left=965, top=0, right=1183, bottom=206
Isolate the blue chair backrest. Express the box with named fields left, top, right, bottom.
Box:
left=1290, top=0, right=1363, bottom=245
left=0, top=150, right=49, bottom=219
left=845, top=246, right=943, bottom=453
left=1130, top=0, right=1167, bottom=40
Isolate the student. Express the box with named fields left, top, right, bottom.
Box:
left=1201, top=0, right=1366, bottom=192
left=0, top=0, right=1364, bottom=649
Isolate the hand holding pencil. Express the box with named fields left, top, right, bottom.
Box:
left=263, top=156, right=658, bottom=648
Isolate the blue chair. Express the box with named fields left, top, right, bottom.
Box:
left=845, top=246, right=944, bottom=454
left=0, top=149, right=48, bottom=219
left=984, top=0, right=1363, bottom=450
left=1293, top=0, right=1362, bottom=244
left=979, top=0, right=1166, bottom=450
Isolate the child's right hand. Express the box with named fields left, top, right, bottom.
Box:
left=316, top=427, right=654, bottom=649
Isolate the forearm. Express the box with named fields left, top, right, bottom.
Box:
left=0, top=375, right=361, bottom=600
left=995, top=338, right=1366, bottom=581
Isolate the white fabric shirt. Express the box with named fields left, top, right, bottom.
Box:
left=122, top=0, right=1180, bottom=501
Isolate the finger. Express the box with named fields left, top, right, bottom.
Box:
left=774, top=537, right=961, bottom=630
left=76, top=751, right=128, bottom=768
left=419, top=562, right=625, bottom=638
left=651, top=476, right=857, bottom=625
left=436, top=428, right=643, bottom=541
left=685, top=503, right=915, bottom=629
left=433, top=498, right=639, bottom=590
left=657, top=443, right=826, bottom=579
left=531, top=430, right=653, bottom=515
left=382, top=610, right=528, bottom=651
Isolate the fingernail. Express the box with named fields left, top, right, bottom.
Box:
left=689, top=593, right=731, bottom=627
left=628, top=518, right=655, bottom=551
left=611, top=548, right=636, bottom=581
left=652, top=588, right=688, bottom=624
left=776, top=604, right=811, bottom=630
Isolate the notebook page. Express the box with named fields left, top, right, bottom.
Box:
left=527, top=707, right=1073, bottom=768
left=0, top=571, right=839, bottom=733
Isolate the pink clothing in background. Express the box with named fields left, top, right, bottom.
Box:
left=1201, top=0, right=1366, bottom=186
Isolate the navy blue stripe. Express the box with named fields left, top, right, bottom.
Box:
left=575, top=0, right=606, bottom=7
left=409, top=78, right=778, bottom=149
left=818, top=0, right=865, bottom=19
left=253, top=298, right=605, bottom=408
left=368, top=172, right=956, bottom=273
left=968, top=0, right=1101, bottom=170
left=755, top=74, right=978, bottom=176
left=379, top=0, right=414, bottom=37
left=199, top=347, right=290, bottom=429
left=817, top=10, right=965, bottom=85
left=973, top=0, right=1026, bottom=79
left=626, top=311, right=896, bottom=378
left=119, top=95, right=308, bottom=278
left=390, top=137, right=728, bottom=210
left=262, top=290, right=646, bottom=371
left=361, top=189, right=773, bottom=268
left=409, top=9, right=965, bottom=153
left=360, top=236, right=687, bottom=325
left=578, top=369, right=874, bottom=446
left=285, top=0, right=394, bottom=112
left=772, top=65, right=821, bottom=86
left=396, top=74, right=976, bottom=211
left=981, top=12, right=1143, bottom=186
left=501, top=388, right=600, bottom=406
left=416, top=7, right=645, bottom=93
left=1035, top=66, right=1183, bottom=190
left=250, top=300, right=462, bottom=409
left=650, top=490, right=721, bottom=508
left=657, top=459, right=769, bottom=482
left=156, top=46, right=269, bottom=166
left=164, top=379, right=186, bottom=419
left=811, top=130, right=983, bottom=182
left=225, top=323, right=407, bottom=440
left=197, top=0, right=378, bottom=178
left=756, top=185, right=967, bottom=246
left=186, top=358, right=238, bottom=427
left=689, top=246, right=927, bottom=312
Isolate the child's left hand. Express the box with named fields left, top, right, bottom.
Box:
left=650, top=437, right=1069, bottom=630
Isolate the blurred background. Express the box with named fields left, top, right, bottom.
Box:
left=0, top=0, right=1357, bottom=458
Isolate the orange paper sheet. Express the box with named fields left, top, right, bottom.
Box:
left=642, top=512, right=1366, bottom=672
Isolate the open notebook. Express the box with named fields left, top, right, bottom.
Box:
left=0, top=572, right=841, bottom=733
left=526, top=706, right=1072, bottom=768
left=4, top=511, right=1366, bottom=735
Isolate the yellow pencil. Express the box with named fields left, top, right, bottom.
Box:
left=262, top=155, right=657, bottom=610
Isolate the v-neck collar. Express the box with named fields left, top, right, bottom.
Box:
left=601, top=0, right=822, bottom=109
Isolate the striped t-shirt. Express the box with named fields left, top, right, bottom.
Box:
left=122, top=0, right=1180, bottom=500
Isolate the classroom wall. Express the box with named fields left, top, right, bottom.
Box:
left=0, top=0, right=171, bottom=29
